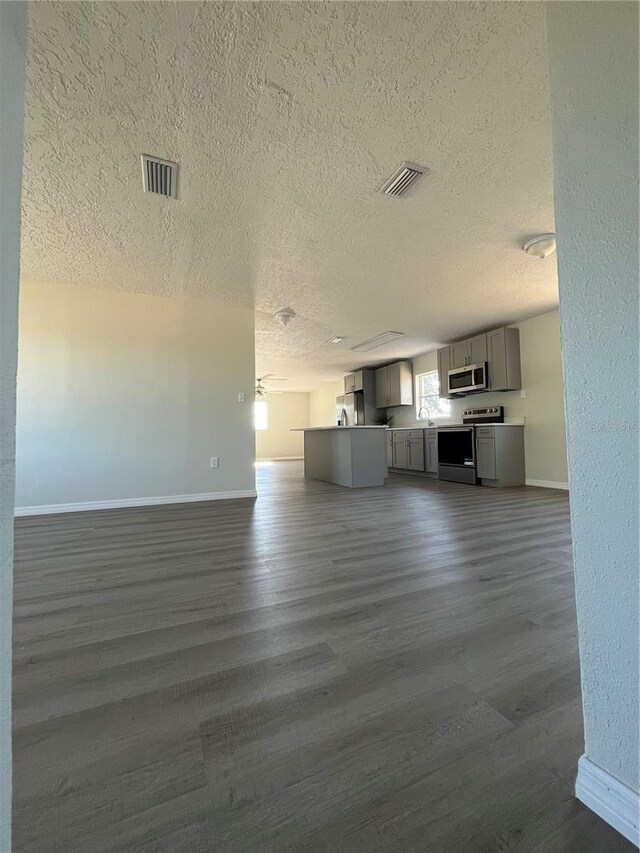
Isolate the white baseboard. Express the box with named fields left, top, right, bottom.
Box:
left=576, top=754, right=639, bottom=846
left=256, top=456, right=304, bottom=461
left=526, top=478, right=569, bottom=490
left=14, top=489, right=258, bottom=517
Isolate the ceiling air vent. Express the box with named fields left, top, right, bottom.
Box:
left=351, top=331, right=405, bottom=353
left=379, top=161, right=428, bottom=198
left=141, top=154, right=178, bottom=199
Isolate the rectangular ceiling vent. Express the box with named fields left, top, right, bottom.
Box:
left=379, top=161, right=428, bottom=198
left=141, top=154, right=178, bottom=199
left=351, top=331, right=405, bottom=353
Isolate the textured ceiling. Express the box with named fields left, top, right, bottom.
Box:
left=22, top=1, right=557, bottom=391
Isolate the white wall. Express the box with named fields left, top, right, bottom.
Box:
left=15, top=282, right=256, bottom=511
left=309, top=381, right=343, bottom=426
left=255, top=392, right=309, bottom=459
left=546, top=0, right=639, bottom=803
left=0, top=2, right=27, bottom=847
left=386, top=310, right=568, bottom=486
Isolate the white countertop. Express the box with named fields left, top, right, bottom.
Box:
left=291, top=425, right=388, bottom=431
left=388, top=422, right=524, bottom=429
left=387, top=426, right=436, bottom=430
left=436, top=422, right=524, bottom=428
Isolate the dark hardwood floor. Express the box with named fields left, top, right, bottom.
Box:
left=12, top=462, right=634, bottom=852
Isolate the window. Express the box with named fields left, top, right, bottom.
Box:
left=254, top=400, right=268, bottom=431
left=416, top=370, right=451, bottom=420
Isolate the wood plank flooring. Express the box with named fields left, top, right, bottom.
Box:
left=12, top=462, right=634, bottom=852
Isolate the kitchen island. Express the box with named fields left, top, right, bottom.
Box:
left=291, top=426, right=388, bottom=488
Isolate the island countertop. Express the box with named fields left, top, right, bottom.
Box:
left=292, top=425, right=387, bottom=487
left=290, top=425, right=388, bottom=431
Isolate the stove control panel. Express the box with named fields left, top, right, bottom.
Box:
left=462, top=406, right=504, bottom=424
left=462, top=407, right=500, bottom=416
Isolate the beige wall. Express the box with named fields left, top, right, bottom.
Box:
left=309, top=381, right=343, bottom=426
left=547, top=0, right=639, bottom=806
left=387, top=310, right=568, bottom=486
left=0, top=3, right=27, bottom=846
left=255, top=392, right=309, bottom=459
left=15, top=282, right=256, bottom=510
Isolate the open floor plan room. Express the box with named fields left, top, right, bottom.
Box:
left=12, top=464, right=634, bottom=852
left=1, top=1, right=637, bottom=850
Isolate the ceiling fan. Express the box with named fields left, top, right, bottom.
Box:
left=255, top=375, right=287, bottom=398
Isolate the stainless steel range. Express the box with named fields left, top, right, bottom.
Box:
left=437, top=407, right=504, bottom=485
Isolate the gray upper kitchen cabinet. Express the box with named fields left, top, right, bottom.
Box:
left=425, top=428, right=438, bottom=475
left=450, top=334, right=487, bottom=369
left=487, top=327, right=522, bottom=391
left=468, top=334, right=488, bottom=365
left=375, top=367, right=388, bottom=408
left=449, top=340, right=469, bottom=370
left=437, top=346, right=451, bottom=399
left=344, top=370, right=365, bottom=393
left=438, top=326, right=520, bottom=396
left=375, top=361, right=413, bottom=408
left=340, top=369, right=380, bottom=424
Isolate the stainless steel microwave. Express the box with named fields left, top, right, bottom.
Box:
left=447, top=362, right=488, bottom=395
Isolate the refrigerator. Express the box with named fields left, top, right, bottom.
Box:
left=336, top=392, right=365, bottom=426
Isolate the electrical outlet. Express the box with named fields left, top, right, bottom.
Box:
left=210, top=457, right=219, bottom=469
left=238, top=392, right=246, bottom=403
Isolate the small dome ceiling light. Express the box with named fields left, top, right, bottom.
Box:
left=274, top=307, right=296, bottom=327
left=273, top=308, right=296, bottom=326
left=523, top=233, right=557, bottom=259
left=328, top=336, right=345, bottom=344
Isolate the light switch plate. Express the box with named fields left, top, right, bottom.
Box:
left=210, top=457, right=219, bottom=468
left=238, top=392, right=246, bottom=403
left=520, top=389, right=526, bottom=398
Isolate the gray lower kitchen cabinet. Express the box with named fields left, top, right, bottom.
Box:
left=475, top=436, right=497, bottom=479
left=475, top=425, right=525, bottom=486
left=487, top=327, right=522, bottom=391
left=425, top=429, right=438, bottom=475
left=390, top=430, right=425, bottom=472
left=375, top=361, right=413, bottom=408
left=407, top=434, right=424, bottom=471
left=392, top=432, right=409, bottom=468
